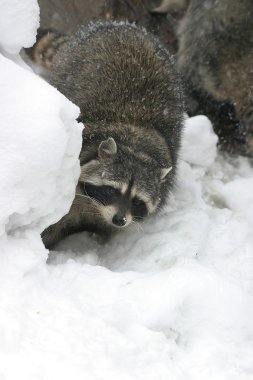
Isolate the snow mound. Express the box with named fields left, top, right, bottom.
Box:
left=182, top=115, right=218, bottom=166
left=0, top=0, right=39, bottom=55
left=0, top=0, right=82, bottom=352
left=0, top=54, right=81, bottom=236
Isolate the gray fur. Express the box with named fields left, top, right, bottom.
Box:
left=40, top=21, right=184, bottom=248
left=172, top=0, right=253, bottom=154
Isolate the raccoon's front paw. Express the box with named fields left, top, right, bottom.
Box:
left=239, top=105, right=253, bottom=157
left=241, top=118, right=253, bottom=157
left=41, top=226, right=56, bottom=249
left=41, top=223, right=64, bottom=250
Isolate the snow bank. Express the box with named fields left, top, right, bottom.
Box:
left=0, top=1, right=83, bottom=376
left=1, top=2, right=253, bottom=380
left=0, top=54, right=81, bottom=237
left=0, top=0, right=39, bottom=55
left=182, top=115, right=218, bottom=166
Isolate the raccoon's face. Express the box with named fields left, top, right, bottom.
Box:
left=83, top=182, right=148, bottom=227
left=79, top=138, right=172, bottom=229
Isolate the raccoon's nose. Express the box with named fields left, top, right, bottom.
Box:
left=112, top=214, right=127, bottom=227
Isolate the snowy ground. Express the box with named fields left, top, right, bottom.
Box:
left=0, top=1, right=253, bottom=380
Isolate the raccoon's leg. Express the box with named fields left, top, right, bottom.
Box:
left=41, top=198, right=113, bottom=249
left=187, top=51, right=253, bottom=157
left=213, top=54, right=253, bottom=157
left=236, top=101, right=253, bottom=156
left=41, top=215, right=71, bottom=249
left=41, top=215, right=113, bottom=249
left=41, top=198, right=87, bottom=250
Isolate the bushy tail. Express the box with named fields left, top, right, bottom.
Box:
left=25, top=28, right=68, bottom=69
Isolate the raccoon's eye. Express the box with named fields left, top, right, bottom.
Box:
left=84, top=183, right=120, bottom=203
left=131, top=197, right=148, bottom=220
left=132, top=197, right=144, bottom=207
left=100, top=186, right=119, bottom=197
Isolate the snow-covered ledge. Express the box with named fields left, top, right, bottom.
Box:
left=0, top=0, right=82, bottom=261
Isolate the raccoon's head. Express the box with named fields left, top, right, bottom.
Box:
left=79, top=137, right=172, bottom=229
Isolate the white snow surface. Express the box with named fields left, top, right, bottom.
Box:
left=1, top=3, right=253, bottom=380
left=0, top=0, right=39, bottom=55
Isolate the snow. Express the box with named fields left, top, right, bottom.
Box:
left=0, top=2, right=253, bottom=380
left=0, top=0, right=39, bottom=55
left=182, top=115, right=218, bottom=166
left=0, top=54, right=81, bottom=236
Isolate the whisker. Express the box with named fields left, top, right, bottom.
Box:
left=76, top=192, right=90, bottom=199
left=83, top=184, right=106, bottom=207
left=89, top=196, right=105, bottom=207
left=131, top=220, right=144, bottom=233
left=80, top=211, right=103, bottom=216
left=132, top=215, right=145, bottom=220
left=76, top=196, right=112, bottom=220
left=137, top=223, right=144, bottom=233
left=76, top=192, right=104, bottom=207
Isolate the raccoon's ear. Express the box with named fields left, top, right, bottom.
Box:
left=98, top=137, right=117, bottom=159
left=160, top=166, right=172, bottom=180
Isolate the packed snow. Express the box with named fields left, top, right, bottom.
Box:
left=0, top=0, right=39, bottom=56
left=0, top=1, right=253, bottom=380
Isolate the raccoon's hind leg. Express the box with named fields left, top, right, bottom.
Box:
left=25, top=28, right=68, bottom=69
left=215, top=55, right=253, bottom=157
left=192, top=52, right=253, bottom=157
left=237, top=101, right=253, bottom=156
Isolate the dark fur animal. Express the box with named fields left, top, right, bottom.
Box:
left=154, top=0, right=253, bottom=156
left=33, top=22, right=184, bottom=248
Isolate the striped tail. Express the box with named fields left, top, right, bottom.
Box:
left=25, top=28, right=68, bottom=69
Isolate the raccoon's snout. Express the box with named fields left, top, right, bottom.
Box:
left=112, top=214, right=127, bottom=227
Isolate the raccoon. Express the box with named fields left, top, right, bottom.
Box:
left=154, top=0, right=253, bottom=156
left=35, top=22, right=184, bottom=249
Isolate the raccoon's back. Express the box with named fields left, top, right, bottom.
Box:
left=178, top=0, right=253, bottom=85
left=50, top=22, right=183, bottom=137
